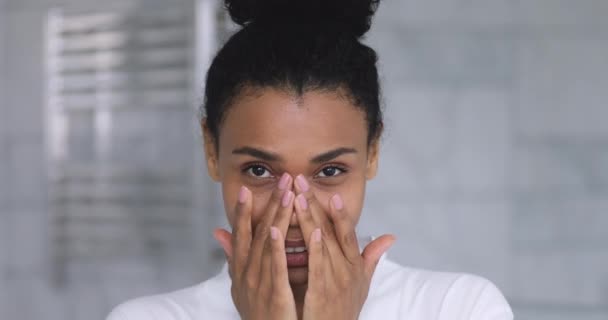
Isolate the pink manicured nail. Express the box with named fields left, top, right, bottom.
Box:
left=238, top=186, right=248, bottom=204
left=331, top=194, right=343, bottom=210
left=270, top=227, right=279, bottom=240
left=296, top=194, right=308, bottom=210
left=278, top=173, right=290, bottom=190
left=282, top=191, right=294, bottom=207
left=295, top=175, right=309, bottom=192
left=313, top=228, right=321, bottom=242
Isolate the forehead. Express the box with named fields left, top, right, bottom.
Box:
left=218, top=88, right=368, bottom=156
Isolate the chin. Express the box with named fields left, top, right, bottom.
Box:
left=287, top=266, right=309, bottom=285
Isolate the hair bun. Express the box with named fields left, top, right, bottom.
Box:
left=224, top=0, right=380, bottom=38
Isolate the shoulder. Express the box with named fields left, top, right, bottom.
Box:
left=106, top=266, right=236, bottom=320
left=366, top=258, right=513, bottom=320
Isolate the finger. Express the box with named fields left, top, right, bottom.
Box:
left=361, top=234, right=396, bottom=277
left=252, top=173, right=291, bottom=243
left=273, top=190, right=295, bottom=237
left=294, top=175, right=343, bottom=265
left=260, top=235, right=273, bottom=291
left=247, top=173, right=291, bottom=274
left=213, top=228, right=233, bottom=259
left=269, top=227, right=290, bottom=293
left=328, top=194, right=360, bottom=264
left=232, top=186, right=253, bottom=277
left=214, top=228, right=234, bottom=279
left=307, top=228, right=324, bottom=293
left=294, top=193, right=318, bottom=251
left=260, top=177, right=293, bottom=292
left=294, top=175, right=334, bottom=235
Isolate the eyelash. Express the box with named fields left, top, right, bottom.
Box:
left=315, top=165, right=348, bottom=178
left=242, top=163, right=274, bottom=179
left=241, top=163, right=348, bottom=179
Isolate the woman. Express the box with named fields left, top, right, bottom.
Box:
left=107, top=0, right=513, bottom=319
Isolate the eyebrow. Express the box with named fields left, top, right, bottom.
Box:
left=231, top=147, right=357, bottom=163
left=310, top=147, right=357, bottom=163
left=232, top=147, right=282, bottom=162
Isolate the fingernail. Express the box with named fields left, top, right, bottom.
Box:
left=270, top=226, right=279, bottom=240
left=296, top=194, right=308, bottom=210
left=282, top=191, right=294, bottom=207
left=238, top=186, right=248, bottom=204
left=331, top=194, right=343, bottom=210
left=295, top=175, right=309, bottom=192
left=278, top=173, right=290, bottom=190
left=313, top=228, right=321, bottom=242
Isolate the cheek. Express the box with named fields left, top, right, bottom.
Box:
left=311, top=189, right=332, bottom=213
left=342, top=189, right=365, bottom=224
left=251, top=190, right=273, bottom=226
left=221, top=168, right=278, bottom=228
left=313, top=181, right=365, bottom=224
left=222, top=183, right=275, bottom=227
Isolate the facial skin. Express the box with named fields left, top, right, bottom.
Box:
left=202, top=87, right=380, bottom=285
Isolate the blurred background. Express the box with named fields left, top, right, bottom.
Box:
left=0, top=0, right=607, bottom=319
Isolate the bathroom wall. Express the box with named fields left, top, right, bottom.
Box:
left=363, top=1, right=608, bottom=319
left=1, top=1, right=607, bottom=319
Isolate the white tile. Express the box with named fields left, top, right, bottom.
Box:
left=512, top=141, right=608, bottom=195
left=369, top=87, right=510, bottom=200
left=3, top=10, right=45, bottom=136
left=99, top=259, right=176, bottom=307
left=374, top=0, right=517, bottom=27
left=518, top=0, right=608, bottom=27
left=68, top=282, right=114, bottom=320
left=515, top=38, right=608, bottom=137
left=5, top=211, right=49, bottom=271
left=5, top=0, right=192, bottom=11
left=5, top=139, right=47, bottom=212
left=4, top=274, right=67, bottom=320
left=0, top=143, right=8, bottom=211
left=368, top=28, right=515, bottom=86
left=360, top=200, right=511, bottom=292
left=512, top=196, right=608, bottom=252
left=0, top=6, right=6, bottom=139
left=512, top=251, right=608, bottom=306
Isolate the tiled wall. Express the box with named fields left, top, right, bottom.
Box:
left=0, top=0, right=7, bottom=316
left=0, top=1, right=222, bottom=320
left=1, top=3, right=60, bottom=320
left=362, top=1, right=608, bottom=319
left=1, top=1, right=607, bottom=320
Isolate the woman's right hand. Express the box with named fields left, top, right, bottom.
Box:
left=213, top=173, right=297, bottom=320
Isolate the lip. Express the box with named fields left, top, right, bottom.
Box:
left=284, top=239, right=307, bottom=268
left=286, top=251, right=308, bottom=268
left=285, top=239, right=306, bottom=247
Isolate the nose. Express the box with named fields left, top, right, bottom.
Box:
left=289, top=210, right=298, bottom=226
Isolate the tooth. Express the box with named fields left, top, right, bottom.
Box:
left=285, top=247, right=295, bottom=253
left=294, top=247, right=307, bottom=253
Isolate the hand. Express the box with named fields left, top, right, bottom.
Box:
left=293, top=175, right=396, bottom=320
left=214, top=173, right=298, bottom=320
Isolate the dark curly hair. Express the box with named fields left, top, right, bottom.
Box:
left=202, top=0, right=383, bottom=148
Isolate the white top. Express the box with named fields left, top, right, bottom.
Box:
left=106, top=254, right=513, bottom=320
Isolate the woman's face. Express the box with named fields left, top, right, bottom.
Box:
left=203, top=87, right=379, bottom=284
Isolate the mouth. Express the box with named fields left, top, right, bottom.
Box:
left=285, top=246, right=307, bottom=253
left=284, top=239, right=308, bottom=268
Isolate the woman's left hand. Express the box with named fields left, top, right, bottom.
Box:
left=293, top=175, right=396, bottom=320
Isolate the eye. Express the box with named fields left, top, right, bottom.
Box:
left=316, top=166, right=345, bottom=178
left=245, top=164, right=273, bottom=178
